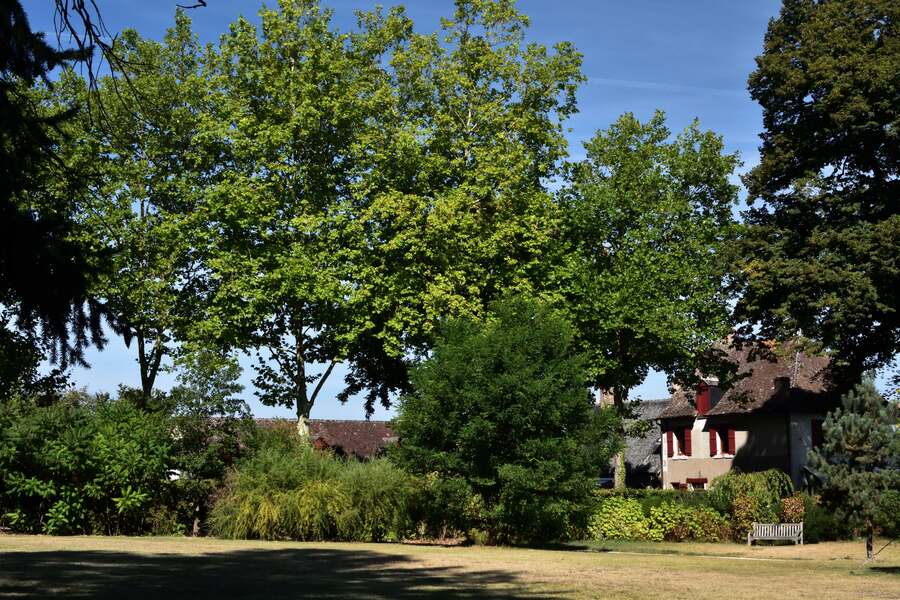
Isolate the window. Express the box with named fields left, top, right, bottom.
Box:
left=696, top=382, right=711, bottom=415
left=666, top=427, right=694, bottom=458
left=811, top=419, right=824, bottom=448
left=715, top=427, right=736, bottom=455
left=673, top=427, right=692, bottom=456
left=686, top=477, right=707, bottom=491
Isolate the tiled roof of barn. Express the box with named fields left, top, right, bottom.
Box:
left=255, top=418, right=397, bottom=459
left=659, top=343, right=837, bottom=419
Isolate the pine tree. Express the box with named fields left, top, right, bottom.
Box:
left=808, top=381, right=900, bottom=560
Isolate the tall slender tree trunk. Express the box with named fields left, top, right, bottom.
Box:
left=294, top=323, right=311, bottom=440
left=866, top=523, right=875, bottom=561
left=613, top=387, right=628, bottom=489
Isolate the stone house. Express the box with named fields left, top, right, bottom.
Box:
left=657, top=345, right=838, bottom=490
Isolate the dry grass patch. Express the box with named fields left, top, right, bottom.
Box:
left=0, top=535, right=898, bottom=599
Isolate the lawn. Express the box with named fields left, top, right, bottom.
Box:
left=1, top=535, right=898, bottom=599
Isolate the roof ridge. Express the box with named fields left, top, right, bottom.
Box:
left=308, top=418, right=392, bottom=424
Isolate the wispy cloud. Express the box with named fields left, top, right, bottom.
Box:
left=587, top=77, right=748, bottom=99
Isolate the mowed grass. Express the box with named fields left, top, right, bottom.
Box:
left=1, top=535, right=898, bottom=599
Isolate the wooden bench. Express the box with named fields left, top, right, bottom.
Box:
left=747, top=522, right=803, bottom=545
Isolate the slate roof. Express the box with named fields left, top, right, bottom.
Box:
left=255, top=418, right=397, bottom=459
left=624, top=399, right=667, bottom=477
left=659, top=343, right=837, bottom=419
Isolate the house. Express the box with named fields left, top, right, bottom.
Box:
left=657, top=344, right=838, bottom=490
left=256, top=418, right=397, bottom=459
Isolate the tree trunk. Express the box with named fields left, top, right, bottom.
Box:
left=866, top=525, right=874, bottom=561
left=135, top=329, right=164, bottom=408
left=614, top=449, right=627, bottom=488
left=613, top=387, right=628, bottom=489
left=192, top=503, right=202, bottom=537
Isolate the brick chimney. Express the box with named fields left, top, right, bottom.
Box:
left=773, top=376, right=790, bottom=398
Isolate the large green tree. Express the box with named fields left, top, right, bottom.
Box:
left=391, top=296, right=620, bottom=544
left=808, top=380, right=899, bottom=560
left=560, top=112, right=739, bottom=486
left=196, top=0, right=409, bottom=428
left=736, top=0, right=900, bottom=389
left=348, top=0, right=583, bottom=411
left=56, top=13, right=213, bottom=405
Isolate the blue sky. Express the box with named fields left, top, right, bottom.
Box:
left=24, top=0, right=785, bottom=419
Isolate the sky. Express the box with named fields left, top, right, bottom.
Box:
left=23, top=0, right=786, bottom=419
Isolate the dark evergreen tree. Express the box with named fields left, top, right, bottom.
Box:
left=391, top=296, right=621, bottom=544
left=0, top=1, right=107, bottom=366
left=736, top=0, right=900, bottom=390
left=808, top=381, right=900, bottom=560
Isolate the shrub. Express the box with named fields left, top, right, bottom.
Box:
left=409, top=474, right=476, bottom=540
left=0, top=395, right=173, bottom=535
left=337, top=459, right=416, bottom=542
left=646, top=503, right=730, bottom=542
left=209, top=435, right=415, bottom=542
left=709, top=469, right=793, bottom=516
left=801, top=493, right=845, bottom=543
left=391, top=296, right=620, bottom=544
left=588, top=497, right=649, bottom=540
left=595, top=488, right=714, bottom=515
left=780, top=494, right=805, bottom=523
left=709, top=469, right=793, bottom=539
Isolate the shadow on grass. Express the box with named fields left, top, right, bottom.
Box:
left=0, top=546, right=560, bottom=599
left=870, top=566, right=900, bottom=575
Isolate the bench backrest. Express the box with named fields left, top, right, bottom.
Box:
left=752, top=522, right=802, bottom=538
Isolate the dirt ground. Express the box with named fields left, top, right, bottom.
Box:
left=1, top=535, right=897, bottom=599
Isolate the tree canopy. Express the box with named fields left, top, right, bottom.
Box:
left=737, top=0, right=900, bottom=389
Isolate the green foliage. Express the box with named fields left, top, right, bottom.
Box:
left=56, top=12, right=213, bottom=403
left=337, top=459, right=417, bottom=542
left=559, top=110, right=739, bottom=486
left=350, top=0, right=585, bottom=412
left=799, top=493, right=845, bottom=543
left=808, top=381, right=899, bottom=557
left=561, top=111, right=740, bottom=398
left=209, top=434, right=415, bottom=542
left=594, top=487, right=713, bottom=509
left=391, top=296, right=620, bottom=544
left=407, top=474, right=477, bottom=541
left=709, top=470, right=794, bottom=521
left=646, top=503, right=730, bottom=543
left=0, top=396, right=173, bottom=535
left=587, top=497, right=730, bottom=542
left=738, top=0, right=900, bottom=384
left=707, top=470, right=794, bottom=540
left=0, top=316, right=69, bottom=403
left=167, top=350, right=253, bottom=534
left=0, top=2, right=107, bottom=366
left=588, top=497, right=649, bottom=540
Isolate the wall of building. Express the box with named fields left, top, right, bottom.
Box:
left=661, top=415, right=792, bottom=489
left=788, top=413, right=820, bottom=486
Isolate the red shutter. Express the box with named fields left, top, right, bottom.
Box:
left=666, top=430, right=674, bottom=457
left=696, top=383, right=710, bottom=415
left=709, top=429, right=717, bottom=456
left=727, top=428, right=736, bottom=455
left=683, top=428, right=692, bottom=456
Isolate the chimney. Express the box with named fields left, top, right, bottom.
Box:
left=774, top=376, right=790, bottom=397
